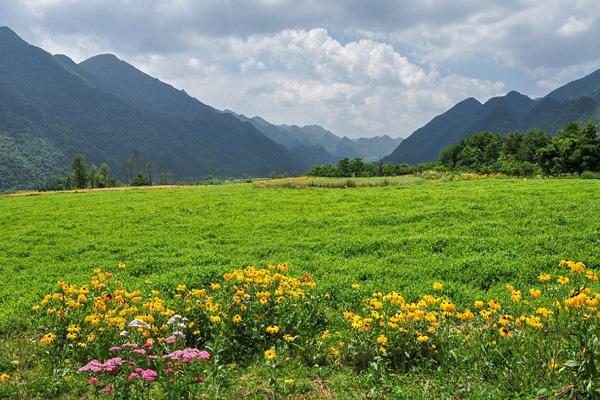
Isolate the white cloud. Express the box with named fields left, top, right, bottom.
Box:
left=557, top=15, right=592, bottom=36
left=128, top=28, right=503, bottom=138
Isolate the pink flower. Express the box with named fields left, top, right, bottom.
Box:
left=163, top=348, right=211, bottom=363
left=103, top=386, right=113, bottom=393
left=109, top=347, right=121, bottom=352
left=140, top=369, right=158, bottom=382
left=147, top=355, right=158, bottom=360
left=128, top=373, right=140, bottom=381
left=142, top=342, right=154, bottom=349
left=165, top=336, right=176, bottom=344
left=196, top=376, right=205, bottom=383
left=88, top=377, right=99, bottom=385
left=164, top=368, right=174, bottom=374
left=121, top=343, right=138, bottom=348
left=133, top=349, right=146, bottom=355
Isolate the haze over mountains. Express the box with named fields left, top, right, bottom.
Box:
left=224, top=110, right=402, bottom=168
left=385, top=72, right=600, bottom=164
left=0, top=27, right=400, bottom=190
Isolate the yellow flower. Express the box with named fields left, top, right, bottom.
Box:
left=351, top=283, right=360, bottom=290
left=548, top=358, right=559, bottom=370
left=210, top=282, right=221, bottom=289
left=176, top=284, right=187, bottom=292
left=529, top=288, right=541, bottom=299
left=376, top=334, right=388, bottom=346
left=265, top=325, right=280, bottom=334
left=440, top=301, right=456, bottom=313
left=432, top=282, right=443, bottom=292
left=284, top=379, right=295, bottom=385
left=538, top=273, right=551, bottom=282
left=499, top=327, right=510, bottom=337
left=586, top=270, right=599, bottom=281
left=283, top=334, right=296, bottom=342
left=232, top=314, right=242, bottom=324
left=87, top=334, right=96, bottom=342
left=0, top=373, right=10, bottom=383
left=474, top=300, right=484, bottom=309
left=209, top=315, right=221, bottom=324
left=40, top=333, right=56, bottom=345
left=536, top=307, right=552, bottom=317
left=416, top=335, right=430, bottom=343
left=264, top=348, right=277, bottom=360
left=117, top=261, right=126, bottom=270
left=557, top=276, right=569, bottom=285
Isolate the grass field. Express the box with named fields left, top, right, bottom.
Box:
left=1, top=177, right=600, bottom=398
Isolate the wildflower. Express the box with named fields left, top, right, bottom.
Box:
left=586, top=270, right=599, bottom=281
left=499, top=327, right=510, bottom=337
left=0, top=374, right=10, bottom=383
left=557, top=276, right=569, bottom=285
left=351, top=283, right=360, bottom=289
left=529, top=288, right=541, bottom=299
left=128, top=373, right=140, bottom=381
left=548, top=358, right=559, bottom=370
left=140, top=369, right=158, bottom=382
left=265, top=325, right=280, bottom=334
left=376, top=334, right=388, bottom=346
left=474, top=300, right=484, bottom=309
left=165, top=336, right=177, bottom=344
left=118, top=261, right=126, bottom=270
left=232, top=314, right=242, bottom=324
left=283, top=334, right=296, bottom=342
left=129, top=319, right=151, bottom=330
left=433, top=282, right=443, bottom=292
left=196, top=376, right=205, bottom=383
left=209, top=315, right=221, bottom=324
left=40, top=333, right=56, bottom=345
left=538, top=273, right=551, bottom=282
left=264, top=348, right=277, bottom=360
left=536, top=307, right=552, bottom=317
left=440, top=301, right=456, bottom=313
left=103, top=386, right=113, bottom=394
left=88, top=377, right=99, bottom=385
left=284, top=379, right=295, bottom=385
left=416, top=335, right=430, bottom=343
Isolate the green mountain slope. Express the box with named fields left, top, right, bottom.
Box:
left=385, top=78, right=600, bottom=164
left=0, top=27, right=301, bottom=191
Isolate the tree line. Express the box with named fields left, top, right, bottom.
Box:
left=439, top=122, right=600, bottom=176
left=35, top=150, right=179, bottom=191
left=307, top=121, right=600, bottom=178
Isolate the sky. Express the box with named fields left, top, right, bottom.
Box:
left=2, top=1, right=600, bottom=139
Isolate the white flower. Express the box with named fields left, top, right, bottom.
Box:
left=167, top=314, right=182, bottom=325
left=120, top=330, right=129, bottom=337
left=128, top=319, right=151, bottom=330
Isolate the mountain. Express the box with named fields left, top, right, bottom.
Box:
left=225, top=110, right=402, bottom=168
left=0, top=26, right=301, bottom=191
left=385, top=76, right=600, bottom=164
left=546, top=68, right=600, bottom=102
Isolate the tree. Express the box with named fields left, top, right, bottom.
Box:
left=145, top=161, right=153, bottom=185
left=131, top=174, right=151, bottom=186
left=97, top=163, right=116, bottom=188
left=70, top=154, right=89, bottom=189
left=89, top=163, right=98, bottom=188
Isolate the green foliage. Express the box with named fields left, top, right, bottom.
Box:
left=131, top=174, right=151, bottom=186
left=439, top=122, right=600, bottom=176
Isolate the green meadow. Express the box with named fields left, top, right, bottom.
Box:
left=1, top=177, right=600, bottom=398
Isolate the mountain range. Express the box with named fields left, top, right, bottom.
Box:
left=0, top=27, right=400, bottom=191
left=385, top=72, right=600, bottom=164
left=224, top=110, right=402, bottom=168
